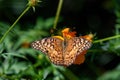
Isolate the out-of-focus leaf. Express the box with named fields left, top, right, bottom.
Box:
left=1, top=52, right=27, bottom=59
left=0, top=43, right=5, bottom=54
left=98, top=64, right=120, bottom=80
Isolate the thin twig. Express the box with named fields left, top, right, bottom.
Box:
left=53, top=0, right=63, bottom=29
left=0, top=6, right=31, bottom=43
left=93, top=34, right=120, bottom=43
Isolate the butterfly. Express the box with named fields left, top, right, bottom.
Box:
left=31, top=36, right=92, bottom=66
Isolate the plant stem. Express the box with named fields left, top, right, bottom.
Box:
left=93, top=34, right=120, bottom=43
left=53, top=0, right=63, bottom=29
left=0, top=6, right=31, bottom=43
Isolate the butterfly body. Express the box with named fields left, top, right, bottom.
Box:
left=32, top=37, right=91, bottom=66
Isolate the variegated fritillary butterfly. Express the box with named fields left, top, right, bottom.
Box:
left=31, top=36, right=92, bottom=66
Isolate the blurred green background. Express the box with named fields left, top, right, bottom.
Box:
left=0, top=0, right=120, bottom=80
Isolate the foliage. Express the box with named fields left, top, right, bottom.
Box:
left=98, top=64, right=120, bottom=80
left=0, top=18, right=79, bottom=80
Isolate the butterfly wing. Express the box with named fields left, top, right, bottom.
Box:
left=31, top=37, right=64, bottom=65
left=63, top=37, right=92, bottom=66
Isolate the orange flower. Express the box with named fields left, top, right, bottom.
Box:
left=52, top=28, right=77, bottom=40
left=62, top=28, right=76, bottom=39
left=80, top=34, right=93, bottom=42
left=22, top=42, right=30, bottom=48
left=73, top=51, right=86, bottom=65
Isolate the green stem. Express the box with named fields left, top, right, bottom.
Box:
left=53, top=0, right=63, bottom=29
left=93, top=34, right=120, bottom=43
left=0, top=6, right=31, bottom=43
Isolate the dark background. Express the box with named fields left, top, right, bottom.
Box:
left=0, top=0, right=116, bottom=37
